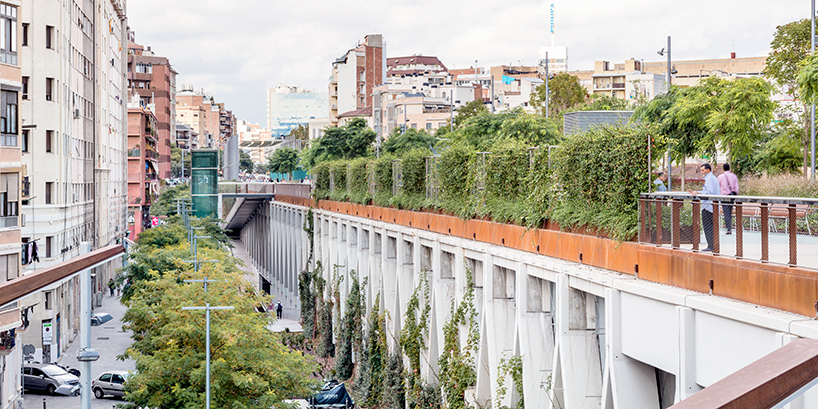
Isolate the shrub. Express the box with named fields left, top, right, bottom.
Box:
left=742, top=173, right=818, bottom=198
left=329, top=160, right=349, bottom=201
left=312, top=162, right=331, bottom=199
left=371, top=155, right=394, bottom=207
left=394, top=148, right=430, bottom=210
left=348, top=158, right=371, bottom=204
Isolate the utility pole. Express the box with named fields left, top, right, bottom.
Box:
left=182, top=304, right=233, bottom=409
left=658, top=36, right=673, bottom=190
left=545, top=52, right=549, bottom=118
left=809, top=0, right=815, bottom=182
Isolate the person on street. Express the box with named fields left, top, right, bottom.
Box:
left=718, top=163, right=739, bottom=235
left=108, top=278, right=115, bottom=297
left=690, top=163, right=720, bottom=252
left=275, top=301, right=283, bottom=319
left=653, top=172, right=668, bottom=192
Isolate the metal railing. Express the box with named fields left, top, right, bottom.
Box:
left=640, top=192, right=818, bottom=269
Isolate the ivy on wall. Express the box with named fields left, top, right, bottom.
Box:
left=399, top=271, right=432, bottom=406
left=438, top=266, right=479, bottom=409
left=496, top=354, right=524, bottom=409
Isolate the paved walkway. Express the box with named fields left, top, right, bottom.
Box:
left=23, top=292, right=135, bottom=408
left=230, top=239, right=303, bottom=333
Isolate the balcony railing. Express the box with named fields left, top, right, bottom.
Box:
left=145, top=150, right=158, bottom=160
left=640, top=192, right=818, bottom=269
left=127, top=148, right=140, bottom=157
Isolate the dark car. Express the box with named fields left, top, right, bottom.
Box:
left=92, top=370, right=130, bottom=398
left=90, top=313, right=113, bottom=326
left=22, top=363, right=80, bottom=395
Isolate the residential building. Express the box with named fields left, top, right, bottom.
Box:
left=126, top=97, right=159, bottom=238
left=18, top=0, right=128, bottom=372
left=308, top=118, right=330, bottom=141
left=386, top=55, right=446, bottom=77
left=0, top=1, right=23, bottom=407
left=237, top=119, right=272, bottom=164
left=328, top=34, right=384, bottom=125
left=175, top=123, right=198, bottom=150
left=175, top=87, right=234, bottom=149
left=538, top=45, right=569, bottom=74
left=266, top=86, right=327, bottom=137
left=127, top=38, right=177, bottom=179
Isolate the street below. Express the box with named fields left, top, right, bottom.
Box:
left=22, top=292, right=136, bottom=409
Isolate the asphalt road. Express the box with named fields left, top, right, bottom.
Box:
left=22, top=292, right=136, bottom=409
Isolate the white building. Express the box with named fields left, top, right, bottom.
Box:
left=539, top=45, right=568, bottom=74
left=18, top=0, right=128, bottom=366
left=266, top=86, right=327, bottom=138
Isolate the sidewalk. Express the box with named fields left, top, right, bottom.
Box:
left=23, top=292, right=136, bottom=408
left=230, top=239, right=303, bottom=333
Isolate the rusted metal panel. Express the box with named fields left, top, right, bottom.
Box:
left=0, top=245, right=125, bottom=307
left=669, top=339, right=818, bottom=409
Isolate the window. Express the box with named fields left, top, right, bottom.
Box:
left=21, top=76, right=27, bottom=99
left=135, top=63, right=152, bottom=73
left=45, top=77, right=53, bottom=101
left=426, top=123, right=432, bottom=130
left=45, top=181, right=52, bottom=204
left=45, top=25, right=53, bottom=49
left=99, top=374, right=111, bottom=382
left=44, top=292, right=51, bottom=309
left=0, top=4, right=17, bottom=65
left=21, top=175, right=28, bottom=197
left=20, top=22, right=25, bottom=46
left=45, top=236, right=52, bottom=258
left=21, top=129, right=27, bottom=152
left=0, top=173, right=18, bottom=227
left=1, top=90, right=16, bottom=146
left=45, top=130, right=52, bottom=152
left=0, top=254, right=19, bottom=282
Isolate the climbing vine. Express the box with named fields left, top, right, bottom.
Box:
left=496, top=354, right=524, bottom=409
left=352, top=292, right=388, bottom=408
left=383, top=344, right=407, bottom=409
left=399, top=270, right=432, bottom=406
left=335, top=269, right=367, bottom=381
left=438, top=265, right=479, bottom=409
left=298, top=261, right=321, bottom=338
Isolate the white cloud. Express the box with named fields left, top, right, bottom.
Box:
left=127, top=0, right=809, bottom=124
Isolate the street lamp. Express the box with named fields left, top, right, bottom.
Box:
left=812, top=0, right=816, bottom=181
left=182, top=303, right=234, bottom=409
left=657, top=36, right=674, bottom=190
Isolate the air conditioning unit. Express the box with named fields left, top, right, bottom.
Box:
left=74, top=109, right=80, bottom=118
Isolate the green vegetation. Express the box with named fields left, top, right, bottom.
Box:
left=529, top=72, right=588, bottom=118
left=268, top=147, right=300, bottom=180
left=301, top=118, right=376, bottom=169
left=171, top=146, right=192, bottom=179
left=150, top=183, right=191, bottom=217
left=240, top=150, right=254, bottom=174
left=119, top=215, right=318, bottom=408
left=438, top=266, right=479, bottom=409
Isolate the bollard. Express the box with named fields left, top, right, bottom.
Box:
left=42, top=397, right=46, bottom=409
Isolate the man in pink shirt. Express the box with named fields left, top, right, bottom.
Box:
left=718, top=163, right=739, bottom=234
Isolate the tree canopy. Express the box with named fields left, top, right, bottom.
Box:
left=445, top=108, right=561, bottom=151
left=529, top=72, right=588, bottom=118
left=301, top=118, right=376, bottom=169
left=120, top=217, right=318, bottom=408
left=382, top=128, right=437, bottom=156
left=268, top=147, right=300, bottom=178
left=239, top=150, right=254, bottom=174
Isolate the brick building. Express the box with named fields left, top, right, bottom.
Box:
left=328, top=34, right=384, bottom=125
left=127, top=39, right=177, bottom=179
left=126, top=98, right=159, bottom=238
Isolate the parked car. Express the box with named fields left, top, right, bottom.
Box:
left=22, top=363, right=80, bottom=395
left=92, top=370, right=130, bottom=398
left=90, top=312, right=113, bottom=326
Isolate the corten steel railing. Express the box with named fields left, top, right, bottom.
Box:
left=640, top=192, right=818, bottom=269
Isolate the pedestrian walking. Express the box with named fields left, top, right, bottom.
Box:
left=690, top=163, right=720, bottom=252
left=718, top=163, right=739, bottom=235
left=108, top=278, right=115, bottom=297
left=275, top=301, right=283, bottom=319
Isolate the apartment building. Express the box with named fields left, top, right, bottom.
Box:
left=127, top=39, right=176, bottom=179
left=328, top=34, right=384, bottom=125
left=126, top=99, right=159, bottom=238
left=266, top=86, right=327, bottom=137
left=18, top=0, right=128, bottom=371
left=176, top=88, right=235, bottom=149
left=0, top=1, right=23, bottom=407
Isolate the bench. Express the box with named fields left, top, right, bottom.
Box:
left=737, top=203, right=811, bottom=235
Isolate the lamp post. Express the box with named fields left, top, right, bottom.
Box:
left=545, top=52, right=550, bottom=118
left=658, top=36, right=673, bottom=190
left=812, top=0, right=816, bottom=181
left=182, top=304, right=233, bottom=409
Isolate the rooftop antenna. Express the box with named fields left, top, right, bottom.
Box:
left=550, top=3, right=555, bottom=47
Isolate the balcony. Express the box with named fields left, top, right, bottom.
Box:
left=145, top=150, right=158, bottom=160
left=612, top=83, right=625, bottom=89
left=127, top=148, right=141, bottom=157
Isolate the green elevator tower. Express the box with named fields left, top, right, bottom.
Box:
left=191, top=150, right=219, bottom=217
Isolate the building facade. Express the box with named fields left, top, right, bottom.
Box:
left=127, top=39, right=176, bottom=179
left=175, top=88, right=234, bottom=149
left=328, top=34, right=384, bottom=125
left=266, top=86, right=327, bottom=138
left=126, top=101, right=159, bottom=238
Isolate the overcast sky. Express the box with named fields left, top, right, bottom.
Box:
left=127, top=0, right=809, bottom=126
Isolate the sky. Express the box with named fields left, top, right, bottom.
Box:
left=127, top=0, right=809, bottom=126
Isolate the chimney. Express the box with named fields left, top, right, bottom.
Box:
left=730, top=52, right=736, bottom=59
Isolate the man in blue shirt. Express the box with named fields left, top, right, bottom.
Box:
left=691, top=163, right=720, bottom=252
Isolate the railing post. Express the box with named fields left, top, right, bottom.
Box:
left=639, top=198, right=648, bottom=243
left=789, top=203, right=797, bottom=266
left=712, top=200, right=720, bottom=254
left=655, top=198, right=663, bottom=245
left=672, top=199, right=681, bottom=249
left=761, top=203, right=769, bottom=262
left=692, top=200, right=701, bottom=251
left=735, top=202, right=743, bottom=258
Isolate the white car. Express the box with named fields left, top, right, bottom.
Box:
left=91, top=370, right=129, bottom=398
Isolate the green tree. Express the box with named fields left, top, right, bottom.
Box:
left=239, top=150, right=254, bottom=174
left=529, top=72, right=588, bottom=118
left=287, top=124, right=309, bottom=141
left=268, top=147, right=299, bottom=180
left=453, top=99, right=489, bottom=128
left=301, top=118, right=376, bottom=169
left=150, top=183, right=190, bottom=217
left=170, top=146, right=191, bottom=178
left=766, top=18, right=813, bottom=174
left=580, top=94, right=632, bottom=111
left=255, top=162, right=270, bottom=175
left=382, top=128, right=437, bottom=155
